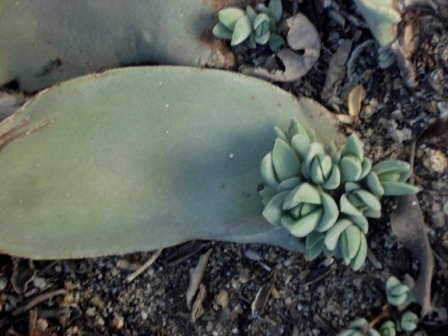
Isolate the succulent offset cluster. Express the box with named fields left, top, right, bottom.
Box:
left=338, top=277, right=420, bottom=335
left=259, top=119, right=419, bottom=271
left=212, top=0, right=285, bottom=51
left=386, top=276, right=417, bottom=309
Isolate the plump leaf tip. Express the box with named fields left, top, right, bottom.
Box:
left=212, top=0, right=285, bottom=51
left=259, top=119, right=418, bottom=271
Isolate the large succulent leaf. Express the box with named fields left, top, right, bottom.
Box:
left=0, top=66, right=343, bottom=259
left=0, top=0, right=245, bottom=92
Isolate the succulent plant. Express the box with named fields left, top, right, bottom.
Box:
left=386, top=277, right=417, bottom=309
left=379, top=321, right=396, bottom=336
left=259, top=120, right=418, bottom=270
left=337, top=318, right=380, bottom=336
left=213, top=0, right=285, bottom=51
left=340, top=276, right=421, bottom=336
left=352, top=0, right=401, bottom=68
left=399, top=311, right=419, bottom=332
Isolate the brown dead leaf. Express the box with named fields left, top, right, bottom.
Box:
left=321, top=39, right=352, bottom=100
left=186, top=248, right=212, bottom=310
left=240, top=13, right=320, bottom=82
left=251, top=281, right=274, bottom=318
left=347, top=84, right=364, bottom=117
left=391, top=194, right=434, bottom=317
left=191, top=284, right=207, bottom=323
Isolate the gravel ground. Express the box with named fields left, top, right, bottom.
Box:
left=0, top=0, right=447, bottom=335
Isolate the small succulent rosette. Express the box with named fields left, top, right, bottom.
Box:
left=259, top=119, right=418, bottom=271
left=385, top=276, right=417, bottom=309
left=212, top=0, right=285, bottom=51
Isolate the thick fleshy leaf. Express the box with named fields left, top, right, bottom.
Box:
left=0, top=67, right=344, bottom=259
left=325, top=219, right=352, bottom=251
left=315, top=193, right=339, bottom=232
left=300, top=203, right=319, bottom=217
left=231, top=15, right=252, bottom=46
left=310, top=157, right=324, bottom=184
left=259, top=187, right=276, bottom=205
left=272, top=138, right=301, bottom=181
left=321, top=164, right=340, bottom=190
left=382, top=182, right=419, bottom=195
left=282, top=209, right=323, bottom=238
left=345, top=182, right=361, bottom=193
left=365, top=171, right=385, bottom=196
left=262, top=192, right=289, bottom=226
left=255, top=31, right=270, bottom=45
left=340, top=194, right=364, bottom=217
left=349, top=215, right=369, bottom=234
left=340, top=155, right=362, bottom=182
left=212, top=22, right=233, bottom=39
left=341, top=225, right=362, bottom=260
left=245, top=5, right=257, bottom=23
left=354, top=189, right=381, bottom=212
left=283, top=183, right=321, bottom=210
left=254, top=14, right=270, bottom=36
left=260, top=152, right=278, bottom=188
left=274, top=126, right=288, bottom=142
left=268, top=0, right=283, bottom=22
left=400, top=311, right=419, bottom=332
left=303, top=142, right=325, bottom=178
left=218, top=7, right=246, bottom=30
left=305, top=232, right=325, bottom=261
left=277, top=176, right=301, bottom=192
left=378, top=172, right=401, bottom=182
left=360, top=157, right=372, bottom=179
left=351, top=233, right=367, bottom=271
left=343, top=134, right=364, bottom=159
left=291, top=134, right=311, bottom=160
left=372, top=160, right=412, bottom=178
left=363, top=209, right=382, bottom=218
left=268, top=33, right=285, bottom=52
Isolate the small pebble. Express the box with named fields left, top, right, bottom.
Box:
left=423, top=149, right=448, bottom=173
left=32, top=277, right=46, bottom=289
left=215, top=289, right=229, bottom=308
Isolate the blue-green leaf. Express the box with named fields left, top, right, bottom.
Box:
left=218, top=7, right=246, bottom=30
left=382, top=182, right=419, bottom=195
left=315, top=192, right=339, bottom=232
left=282, top=209, right=323, bottom=238
left=231, top=15, right=252, bottom=46
left=260, top=152, right=278, bottom=188
left=325, top=219, right=352, bottom=251
left=262, top=191, right=289, bottom=226
left=365, top=171, right=384, bottom=196
left=272, top=138, right=301, bottom=181
left=212, top=22, right=233, bottom=39
left=343, top=134, right=364, bottom=159
left=340, top=155, right=362, bottom=182
left=268, top=0, right=283, bottom=22
left=283, top=183, right=321, bottom=210
left=351, top=233, right=367, bottom=271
